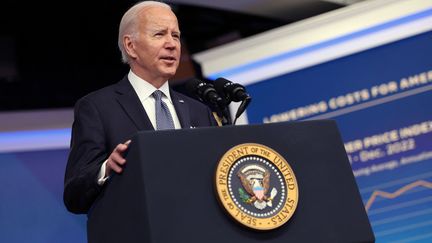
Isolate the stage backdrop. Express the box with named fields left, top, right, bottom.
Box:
left=0, top=148, right=86, bottom=243
left=195, top=0, right=432, bottom=242
left=0, top=112, right=85, bottom=242
left=0, top=1, right=431, bottom=242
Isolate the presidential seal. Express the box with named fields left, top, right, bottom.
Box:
left=215, top=143, right=299, bottom=230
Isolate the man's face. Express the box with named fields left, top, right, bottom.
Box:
left=128, top=7, right=181, bottom=83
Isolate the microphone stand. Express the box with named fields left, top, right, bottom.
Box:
left=233, top=96, right=251, bottom=125
left=214, top=99, right=232, bottom=126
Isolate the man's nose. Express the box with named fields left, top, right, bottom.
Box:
left=164, top=36, right=178, bottom=49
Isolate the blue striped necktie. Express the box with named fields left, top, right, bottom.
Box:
left=153, top=90, right=175, bottom=130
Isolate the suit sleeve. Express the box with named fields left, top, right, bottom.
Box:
left=63, top=97, right=108, bottom=214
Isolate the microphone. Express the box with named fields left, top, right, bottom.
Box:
left=186, top=78, right=232, bottom=125
left=214, top=78, right=252, bottom=125
left=185, top=78, right=224, bottom=107
left=214, top=78, right=250, bottom=102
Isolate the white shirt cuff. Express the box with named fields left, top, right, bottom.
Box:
left=97, top=160, right=109, bottom=185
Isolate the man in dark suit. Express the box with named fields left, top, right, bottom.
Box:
left=64, top=1, right=216, bottom=214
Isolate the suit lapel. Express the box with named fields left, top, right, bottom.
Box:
left=115, top=77, right=154, bottom=131
left=171, top=90, right=191, bottom=129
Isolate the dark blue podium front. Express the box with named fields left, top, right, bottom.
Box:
left=87, top=120, right=374, bottom=243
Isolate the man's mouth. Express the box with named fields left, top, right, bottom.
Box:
left=160, top=56, right=177, bottom=62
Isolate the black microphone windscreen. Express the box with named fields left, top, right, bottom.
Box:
left=185, top=78, right=202, bottom=95
left=214, top=78, right=231, bottom=94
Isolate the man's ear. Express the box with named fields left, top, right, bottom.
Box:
left=123, top=35, right=137, bottom=60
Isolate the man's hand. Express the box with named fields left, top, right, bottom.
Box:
left=105, top=140, right=131, bottom=176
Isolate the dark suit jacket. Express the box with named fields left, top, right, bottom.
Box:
left=64, top=76, right=217, bottom=214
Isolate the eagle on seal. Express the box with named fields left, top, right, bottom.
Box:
left=237, top=164, right=270, bottom=203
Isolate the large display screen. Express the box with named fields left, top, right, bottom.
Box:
left=238, top=30, right=432, bottom=242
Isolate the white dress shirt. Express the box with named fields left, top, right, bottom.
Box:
left=97, top=70, right=181, bottom=185
left=127, top=70, right=181, bottom=130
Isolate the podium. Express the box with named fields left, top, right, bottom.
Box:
left=87, top=120, right=374, bottom=243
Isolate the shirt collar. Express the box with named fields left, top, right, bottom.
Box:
left=128, top=70, right=173, bottom=104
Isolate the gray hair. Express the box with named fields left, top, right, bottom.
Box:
left=118, top=1, right=172, bottom=64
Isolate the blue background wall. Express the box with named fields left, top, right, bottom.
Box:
left=0, top=149, right=86, bottom=242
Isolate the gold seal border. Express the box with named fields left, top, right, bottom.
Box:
left=215, top=143, right=299, bottom=230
